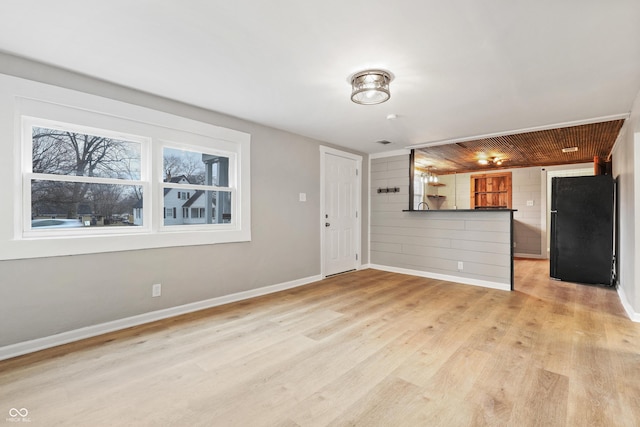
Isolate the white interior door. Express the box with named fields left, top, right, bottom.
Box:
left=321, top=148, right=361, bottom=277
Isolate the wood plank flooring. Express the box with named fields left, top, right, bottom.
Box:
left=1, top=259, right=639, bottom=426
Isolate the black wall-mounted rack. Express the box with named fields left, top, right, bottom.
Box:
left=377, top=187, right=400, bottom=194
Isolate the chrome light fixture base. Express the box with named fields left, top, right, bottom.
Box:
left=350, top=69, right=393, bottom=105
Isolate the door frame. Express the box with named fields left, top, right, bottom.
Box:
left=319, top=146, right=362, bottom=278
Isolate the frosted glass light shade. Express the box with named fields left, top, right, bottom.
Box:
left=350, top=70, right=392, bottom=105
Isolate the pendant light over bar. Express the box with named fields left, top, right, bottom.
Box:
left=350, top=69, right=393, bottom=105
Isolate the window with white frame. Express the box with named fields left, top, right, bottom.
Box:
left=21, top=121, right=241, bottom=236
left=24, top=118, right=148, bottom=234
left=2, top=73, right=251, bottom=260
left=23, top=117, right=245, bottom=235
left=161, top=146, right=234, bottom=228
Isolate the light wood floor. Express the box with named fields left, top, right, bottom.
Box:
left=1, top=259, right=639, bottom=426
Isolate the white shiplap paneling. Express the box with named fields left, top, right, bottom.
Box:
left=370, top=155, right=513, bottom=290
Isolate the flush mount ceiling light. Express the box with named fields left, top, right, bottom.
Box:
left=478, top=157, right=505, bottom=166
left=350, top=69, right=393, bottom=105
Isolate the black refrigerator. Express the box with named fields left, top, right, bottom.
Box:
left=550, top=175, right=615, bottom=286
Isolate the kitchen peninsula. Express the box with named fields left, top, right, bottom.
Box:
left=371, top=204, right=515, bottom=293
left=402, top=208, right=515, bottom=290
left=370, top=154, right=520, bottom=292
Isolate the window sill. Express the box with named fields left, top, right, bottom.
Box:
left=2, top=228, right=252, bottom=260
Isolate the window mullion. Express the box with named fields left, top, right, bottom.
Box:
left=161, top=183, right=233, bottom=193
left=28, top=172, right=145, bottom=187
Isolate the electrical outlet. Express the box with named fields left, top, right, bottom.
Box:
left=152, top=283, right=161, bottom=297
left=457, top=261, right=464, bottom=271
left=299, top=192, right=307, bottom=202
left=526, top=200, right=534, bottom=206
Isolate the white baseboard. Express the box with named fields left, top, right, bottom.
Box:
left=617, top=284, right=640, bottom=322
left=368, top=264, right=511, bottom=291
left=514, top=253, right=546, bottom=259
left=0, top=274, right=322, bottom=361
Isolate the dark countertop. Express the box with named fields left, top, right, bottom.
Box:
left=403, top=209, right=517, bottom=212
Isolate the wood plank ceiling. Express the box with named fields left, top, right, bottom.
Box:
left=414, top=119, right=625, bottom=175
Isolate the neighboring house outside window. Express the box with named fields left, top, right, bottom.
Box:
left=163, top=176, right=190, bottom=226
left=182, top=191, right=210, bottom=225
left=160, top=147, right=233, bottom=228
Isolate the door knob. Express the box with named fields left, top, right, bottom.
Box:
left=325, top=222, right=330, bottom=227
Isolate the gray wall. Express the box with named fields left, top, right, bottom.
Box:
left=612, top=88, right=640, bottom=318
left=370, top=155, right=512, bottom=288
left=0, top=53, right=368, bottom=347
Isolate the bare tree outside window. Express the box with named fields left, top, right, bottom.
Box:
left=31, top=127, right=142, bottom=225
left=163, top=147, right=207, bottom=184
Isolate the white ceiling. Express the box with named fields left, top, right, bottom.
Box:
left=2, top=1, right=639, bottom=154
